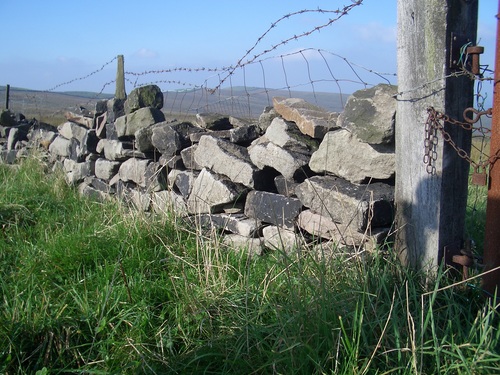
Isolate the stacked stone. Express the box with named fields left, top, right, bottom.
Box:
left=0, top=110, right=58, bottom=163
left=0, top=83, right=397, bottom=257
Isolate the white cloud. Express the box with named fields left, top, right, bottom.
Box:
left=134, top=48, right=159, bottom=59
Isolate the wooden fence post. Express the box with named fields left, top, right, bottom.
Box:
left=395, top=0, right=478, bottom=271
left=115, top=55, right=126, bottom=100
left=5, top=84, right=10, bottom=109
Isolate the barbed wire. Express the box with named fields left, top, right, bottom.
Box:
left=211, top=1, right=365, bottom=92
left=44, top=56, right=117, bottom=93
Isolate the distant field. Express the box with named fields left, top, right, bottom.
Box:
left=0, top=85, right=349, bottom=125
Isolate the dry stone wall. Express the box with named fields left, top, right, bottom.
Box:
left=0, top=83, right=397, bottom=257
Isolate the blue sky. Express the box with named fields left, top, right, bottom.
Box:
left=0, top=0, right=496, bottom=98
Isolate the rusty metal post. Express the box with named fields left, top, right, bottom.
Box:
left=483, top=1, right=500, bottom=296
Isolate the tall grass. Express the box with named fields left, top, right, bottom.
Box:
left=1, top=155, right=499, bottom=374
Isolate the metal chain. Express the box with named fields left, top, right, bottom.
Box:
left=424, top=107, right=496, bottom=175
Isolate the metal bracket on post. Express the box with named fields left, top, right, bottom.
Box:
left=449, top=32, right=472, bottom=71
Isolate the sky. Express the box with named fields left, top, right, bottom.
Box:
left=0, top=0, right=497, bottom=100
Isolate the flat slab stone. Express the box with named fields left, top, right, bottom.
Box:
left=309, top=129, right=395, bottom=184
left=187, top=168, right=247, bottom=214
left=78, top=182, right=108, bottom=202
left=295, top=175, right=394, bottom=230
left=97, top=139, right=148, bottom=161
left=264, top=117, right=318, bottom=155
left=248, top=140, right=311, bottom=181
left=273, top=97, right=338, bottom=139
left=244, top=190, right=303, bottom=230
left=297, top=209, right=389, bottom=247
left=198, top=213, right=261, bottom=237
left=152, top=121, right=202, bottom=157
left=95, top=158, right=121, bottom=181
left=118, top=158, right=151, bottom=187
left=194, top=135, right=266, bottom=189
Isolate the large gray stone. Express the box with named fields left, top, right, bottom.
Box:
left=262, top=226, right=302, bottom=254
left=7, top=128, right=20, bottom=151
left=118, top=158, right=151, bottom=187
left=134, top=124, right=156, bottom=153
left=295, top=175, right=394, bottom=230
left=194, top=135, right=265, bottom=189
left=125, top=85, right=164, bottom=114
left=95, top=158, right=121, bottom=180
left=151, top=121, right=201, bottom=157
left=337, top=84, right=397, bottom=145
left=151, top=190, right=188, bottom=216
left=144, top=162, right=167, bottom=192
left=273, top=97, right=338, bottom=139
left=49, top=135, right=75, bottom=157
left=57, top=121, right=88, bottom=144
left=264, top=117, right=318, bottom=155
left=173, top=170, right=198, bottom=198
left=107, top=98, right=125, bottom=124
left=63, top=159, right=94, bottom=185
left=97, top=139, right=148, bottom=161
left=309, top=129, right=395, bottom=184
left=248, top=140, right=311, bottom=181
left=84, top=176, right=115, bottom=195
left=77, top=182, right=108, bottom=202
left=0, top=150, right=17, bottom=164
left=229, top=125, right=259, bottom=144
left=115, top=107, right=165, bottom=138
left=244, top=190, right=303, bottom=230
left=180, top=145, right=202, bottom=170
left=187, top=168, right=247, bottom=214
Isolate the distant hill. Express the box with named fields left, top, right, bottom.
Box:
left=162, top=86, right=349, bottom=119
left=0, top=86, right=114, bottom=123
left=0, top=85, right=349, bottom=124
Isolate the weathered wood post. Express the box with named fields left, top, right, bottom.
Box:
left=115, top=55, right=126, bottom=100
left=5, top=84, right=10, bottom=109
left=395, top=0, right=478, bottom=271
